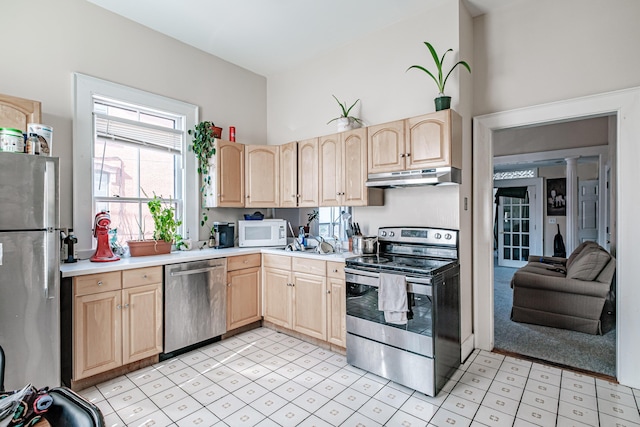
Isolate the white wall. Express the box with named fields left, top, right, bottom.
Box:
left=473, top=0, right=640, bottom=115
left=0, top=0, right=267, bottom=237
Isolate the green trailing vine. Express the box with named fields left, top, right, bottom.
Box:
left=188, top=121, right=217, bottom=191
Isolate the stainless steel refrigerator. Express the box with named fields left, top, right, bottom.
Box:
left=0, top=153, right=60, bottom=390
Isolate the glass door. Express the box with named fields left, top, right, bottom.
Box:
left=498, top=191, right=531, bottom=268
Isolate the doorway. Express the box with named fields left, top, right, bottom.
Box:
left=472, top=87, right=640, bottom=387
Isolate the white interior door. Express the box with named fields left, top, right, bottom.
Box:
left=495, top=179, right=543, bottom=268
left=578, top=179, right=599, bottom=244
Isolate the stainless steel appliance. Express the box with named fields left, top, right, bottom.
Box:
left=366, top=166, right=461, bottom=187
left=238, top=219, right=287, bottom=247
left=212, top=222, right=234, bottom=249
left=0, top=153, right=60, bottom=389
left=163, top=259, right=227, bottom=356
left=345, top=226, right=460, bottom=396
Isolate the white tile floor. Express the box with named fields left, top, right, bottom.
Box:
left=79, top=327, right=640, bottom=426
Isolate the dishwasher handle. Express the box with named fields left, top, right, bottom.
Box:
left=170, top=265, right=223, bottom=277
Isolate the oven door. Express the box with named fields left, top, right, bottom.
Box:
left=344, top=268, right=434, bottom=357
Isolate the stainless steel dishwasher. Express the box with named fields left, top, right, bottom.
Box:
left=163, top=258, right=227, bottom=355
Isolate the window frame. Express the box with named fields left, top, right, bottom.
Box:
left=73, top=73, right=198, bottom=255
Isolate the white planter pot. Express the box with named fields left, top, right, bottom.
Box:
left=336, top=117, right=355, bottom=132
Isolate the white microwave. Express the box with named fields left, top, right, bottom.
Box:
left=238, top=219, right=287, bottom=247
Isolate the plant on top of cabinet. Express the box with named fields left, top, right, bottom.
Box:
left=188, top=121, right=220, bottom=188
left=407, top=42, right=471, bottom=111
left=327, top=95, right=363, bottom=132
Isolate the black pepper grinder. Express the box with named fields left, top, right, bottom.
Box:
left=64, top=232, right=78, bottom=263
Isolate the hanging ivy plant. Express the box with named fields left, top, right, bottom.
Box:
left=188, top=121, right=217, bottom=191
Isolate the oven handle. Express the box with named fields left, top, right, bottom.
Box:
left=344, top=268, right=432, bottom=296
left=344, top=267, right=433, bottom=285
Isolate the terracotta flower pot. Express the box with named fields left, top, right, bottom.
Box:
left=210, top=125, right=223, bottom=139
left=127, top=240, right=172, bottom=256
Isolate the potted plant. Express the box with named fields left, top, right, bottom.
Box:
left=188, top=121, right=221, bottom=196
left=327, top=95, right=363, bottom=132
left=407, top=42, right=471, bottom=111
left=304, top=209, right=319, bottom=234
left=128, top=193, right=182, bottom=256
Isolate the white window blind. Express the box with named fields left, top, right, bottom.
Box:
left=94, top=112, right=183, bottom=153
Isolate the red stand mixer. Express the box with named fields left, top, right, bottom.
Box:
left=90, top=211, right=120, bottom=262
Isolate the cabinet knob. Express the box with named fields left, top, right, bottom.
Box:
left=400, top=153, right=405, bottom=158
left=332, top=269, right=338, bottom=273
left=327, top=290, right=331, bottom=294
left=143, top=274, right=148, bottom=279
left=246, top=195, right=250, bottom=198
left=97, top=281, right=103, bottom=286
left=243, top=259, right=248, bottom=264
left=116, top=304, right=121, bottom=310
left=406, top=153, right=411, bottom=157
left=227, top=283, right=231, bottom=287
left=124, top=303, right=129, bottom=309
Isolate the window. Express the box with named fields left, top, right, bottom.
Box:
left=73, top=73, right=198, bottom=254
left=318, top=207, right=351, bottom=242
left=93, top=98, right=184, bottom=244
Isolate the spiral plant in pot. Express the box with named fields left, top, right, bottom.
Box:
left=327, top=95, right=363, bottom=132
left=407, top=42, right=471, bottom=111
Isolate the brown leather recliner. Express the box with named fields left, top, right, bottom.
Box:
left=510, top=241, right=616, bottom=334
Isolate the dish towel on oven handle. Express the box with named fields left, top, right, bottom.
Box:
left=378, top=272, right=408, bottom=325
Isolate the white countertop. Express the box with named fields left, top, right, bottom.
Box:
left=60, top=246, right=354, bottom=277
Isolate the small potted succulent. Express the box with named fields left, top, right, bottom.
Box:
left=407, top=42, right=471, bottom=111
left=327, top=95, right=363, bottom=132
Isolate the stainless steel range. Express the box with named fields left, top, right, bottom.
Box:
left=345, top=226, right=460, bottom=397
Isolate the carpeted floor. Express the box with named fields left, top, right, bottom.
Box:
left=493, top=263, right=616, bottom=377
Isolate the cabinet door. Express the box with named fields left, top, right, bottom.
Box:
left=292, top=272, right=327, bottom=341
left=280, top=141, right=298, bottom=207
left=0, top=93, right=41, bottom=133
left=122, top=283, right=163, bottom=365
left=297, top=138, right=319, bottom=207
left=405, top=110, right=451, bottom=169
left=216, top=140, right=245, bottom=207
left=245, top=145, right=279, bottom=207
left=227, top=267, right=261, bottom=330
left=263, top=268, right=292, bottom=328
left=327, top=277, right=346, bottom=347
left=341, top=128, right=368, bottom=206
left=367, top=120, right=406, bottom=174
left=74, top=290, right=122, bottom=380
left=318, top=134, right=342, bottom=206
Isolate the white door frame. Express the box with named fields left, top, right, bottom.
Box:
left=473, top=87, right=640, bottom=388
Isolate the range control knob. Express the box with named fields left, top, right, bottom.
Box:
left=389, top=231, right=395, bottom=237
left=434, top=233, right=442, bottom=239
left=380, top=231, right=387, bottom=237
left=445, top=233, right=453, bottom=240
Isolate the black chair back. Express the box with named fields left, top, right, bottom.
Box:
left=0, top=344, right=5, bottom=392
left=44, top=387, right=105, bottom=427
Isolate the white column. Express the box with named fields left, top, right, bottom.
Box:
left=565, top=156, right=579, bottom=254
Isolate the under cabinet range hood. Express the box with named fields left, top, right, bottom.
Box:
left=365, top=166, right=461, bottom=188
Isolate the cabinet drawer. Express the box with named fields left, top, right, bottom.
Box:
left=228, top=253, right=261, bottom=271
left=263, top=253, right=292, bottom=270
left=292, top=257, right=325, bottom=276
left=326, top=261, right=345, bottom=279
left=74, top=271, right=121, bottom=296
left=122, top=266, right=163, bottom=289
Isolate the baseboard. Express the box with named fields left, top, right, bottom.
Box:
left=461, top=333, right=475, bottom=363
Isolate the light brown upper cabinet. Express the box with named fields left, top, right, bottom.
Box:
left=319, top=128, right=383, bottom=207
left=204, top=140, right=245, bottom=208
left=368, top=110, right=462, bottom=174
left=297, top=138, right=319, bottom=207
left=245, top=145, right=279, bottom=208
left=0, top=93, right=41, bottom=132
left=279, top=141, right=298, bottom=207
left=406, top=109, right=461, bottom=170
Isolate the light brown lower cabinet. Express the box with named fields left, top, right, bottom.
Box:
left=263, top=254, right=345, bottom=346
left=73, top=267, right=162, bottom=381
left=227, top=254, right=262, bottom=331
